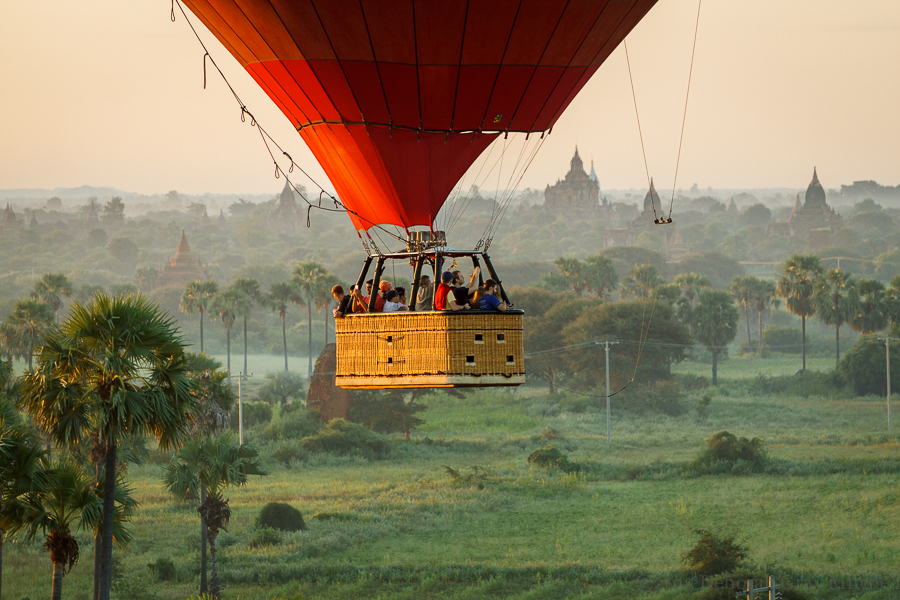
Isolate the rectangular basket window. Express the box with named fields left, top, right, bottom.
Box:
left=496, top=333, right=506, bottom=344
left=465, top=355, right=476, bottom=366
left=387, top=357, right=393, bottom=364
left=506, top=355, right=515, bottom=365
left=474, top=333, right=484, bottom=344
left=386, top=335, right=393, bottom=343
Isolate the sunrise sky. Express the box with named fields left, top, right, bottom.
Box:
left=1, top=0, right=898, bottom=196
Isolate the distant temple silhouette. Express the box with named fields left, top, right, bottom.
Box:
left=786, top=167, right=842, bottom=247
left=155, top=230, right=210, bottom=288
left=543, top=147, right=609, bottom=212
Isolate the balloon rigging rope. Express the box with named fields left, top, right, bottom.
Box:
left=171, top=0, right=406, bottom=244
left=623, top=40, right=657, bottom=221
left=668, top=0, right=703, bottom=220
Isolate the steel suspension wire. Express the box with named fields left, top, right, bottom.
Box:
left=171, top=0, right=406, bottom=245
left=623, top=40, right=657, bottom=222
left=667, top=0, right=704, bottom=220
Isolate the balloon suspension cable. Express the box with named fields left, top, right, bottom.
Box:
left=668, top=0, right=703, bottom=222
left=170, top=0, right=405, bottom=245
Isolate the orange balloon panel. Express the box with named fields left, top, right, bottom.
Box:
left=182, top=0, right=659, bottom=231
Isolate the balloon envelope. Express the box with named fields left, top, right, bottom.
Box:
left=182, top=0, right=659, bottom=232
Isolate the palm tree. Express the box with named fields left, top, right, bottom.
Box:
left=7, top=298, right=54, bottom=369
left=209, top=289, right=247, bottom=382
left=694, top=290, right=739, bottom=385
left=777, top=254, right=823, bottom=371
left=265, top=282, right=301, bottom=372
left=728, top=275, right=759, bottom=349
left=293, top=262, right=327, bottom=378
left=229, top=278, right=262, bottom=377
left=314, top=274, right=341, bottom=346
left=164, top=432, right=265, bottom=599
left=850, top=278, right=890, bottom=335
left=19, top=293, right=196, bottom=600
left=0, top=379, right=47, bottom=599
left=33, top=273, right=74, bottom=324
left=180, top=280, right=220, bottom=353
left=813, top=270, right=858, bottom=364
left=583, top=255, right=618, bottom=299
left=0, top=322, right=24, bottom=367
left=3, top=460, right=100, bottom=600
left=553, top=257, right=585, bottom=294
left=749, top=279, right=777, bottom=352
left=621, top=264, right=665, bottom=300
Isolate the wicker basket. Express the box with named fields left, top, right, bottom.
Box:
left=334, top=310, right=525, bottom=388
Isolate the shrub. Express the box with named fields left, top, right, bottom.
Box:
left=752, top=370, right=847, bottom=398
left=682, top=529, right=747, bottom=577
left=557, top=395, right=594, bottom=414
left=248, top=527, right=282, bottom=548
left=839, top=334, right=898, bottom=396
left=232, top=402, right=273, bottom=428
left=526, top=445, right=579, bottom=472
left=696, top=394, right=712, bottom=418
left=258, top=502, right=305, bottom=532
left=540, top=428, right=562, bottom=440
left=256, top=371, right=305, bottom=405
left=147, top=557, right=177, bottom=582
left=272, top=444, right=307, bottom=466
left=690, top=431, right=765, bottom=474
left=261, top=410, right=321, bottom=442
left=299, top=418, right=391, bottom=457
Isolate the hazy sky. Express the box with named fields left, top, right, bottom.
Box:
left=1, top=0, right=898, bottom=197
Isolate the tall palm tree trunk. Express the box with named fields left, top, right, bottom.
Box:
left=758, top=310, right=764, bottom=353
left=711, top=350, right=719, bottom=386
left=199, top=309, right=205, bottom=353
left=97, top=442, right=117, bottom=600
left=281, top=312, right=288, bottom=372
left=243, top=315, right=249, bottom=376
left=307, top=300, right=313, bottom=378
left=801, top=315, right=807, bottom=371
left=835, top=324, right=841, bottom=365
left=52, top=559, right=64, bottom=600
left=200, top=485, right=208, bottom=594
left=225, top=327, right=231, bottom=385
left=209, top=532, right=221, bottom=599
left=744, top=304, right=752, bottom=348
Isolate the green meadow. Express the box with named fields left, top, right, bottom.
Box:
left=5, top=355, right=900, bottom=600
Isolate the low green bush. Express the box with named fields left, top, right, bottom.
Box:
left=272, top=444, right=307, bottom=466
left=248, top=527, right=282, bottom=548
left=839, top=334, right=899, bottom=396
left=526, top=445, right=580, bottom=473
left=261, top=410, right=321, bottom=442
left=232, top=402, right=273, bottom=428
left=682, top=529, right=747, bottom=577
left=690, top=431, right=765, bottom=474
left=147, top=557, right=177, bottom=581
left=258, top=502, right=305, bottom=532
left=299, top=418, right=391, bottom=457
left=752, top=370, right=847, bottom=398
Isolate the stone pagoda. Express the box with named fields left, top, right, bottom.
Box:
left=787, top=167, right=842, bottom=246
left=543, top=147, right=606, bottom=212
left=155, top=230, right=211, bottom=288
left=1, top=204, right=22, bottom=235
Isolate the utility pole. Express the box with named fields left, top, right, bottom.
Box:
left=600, top=341, right=618, bottom=445
left=237, top=371, right=253, bottom=444
left=878, top=338, right=897, bottom=432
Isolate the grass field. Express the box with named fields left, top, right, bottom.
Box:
left=5, top=354, right=900, bottom=600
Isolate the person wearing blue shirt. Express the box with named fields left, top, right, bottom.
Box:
left=478, top=279, right=507, bottom=311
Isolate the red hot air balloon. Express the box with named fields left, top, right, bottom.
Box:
left=181, top=0, right=658, bottom=234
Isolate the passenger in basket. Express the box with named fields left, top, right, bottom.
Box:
left=451, top=267, right=480, bottom=307
left=394, top=286, right=410, bottom=311
left=354, top=279, right=385, bottom=313
left=383, top=289, right=408, bottom=313
left=435, top=271, right=470, bottom=311
left=415, top=274, right=433, bottom=311
left=379, top=280, right=393, bottom=298
left=332, top=285, right=353, bottom=318
left=479, top=279, right=508, bottom=312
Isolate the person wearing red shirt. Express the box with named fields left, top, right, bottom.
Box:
left=435, top=271, right=469, bottom=311
left=353, top=279, right=385, bottom=313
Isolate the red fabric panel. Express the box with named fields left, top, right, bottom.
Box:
left=312, top=1, right=374, bottom=61
left=508, top=66, right=565, bottom=131
left=573, top=0, right=639, bottom=65
left=246, top=61, right=318, bottom=125
left=298, top=60, right=354, bottom=121
left=545, top=65, right=599, bottom=127
left=541, top=0, right=609, bottom=66
left=360, top=0, right=415, bottom=63
left=419, top=66, right=457, bottom=130
left=415, top=3, right=466, bottom=65
left=460, top=0, right=519, bottom=65
left=531, top=67, right=587, bottom=131
left=378, top=63, right=420, bottom=129
left=483, top=66, right=533, bottom=131
left=183, top=0, right=257, bottom=66
left=267, top=0, right=335, bottom=60
left=588, top=0, right=660, bottom=66
left=454, top=66, right=499, bottom=131
left=504, top=0, right=567, bottom=66
left=341, top=61, right=389, bottom=124
left=233, top=0, right=301, bottom=61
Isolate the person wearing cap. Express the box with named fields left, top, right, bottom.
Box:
left=353, top=279, right=385, bottom=313
left=415, top=274, right=433, bottom=311
left=435, top=271, right=470, bottom=311
left=383, top=289, right=408, bottom=312
left=379, top=280, right=393, bottom=297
